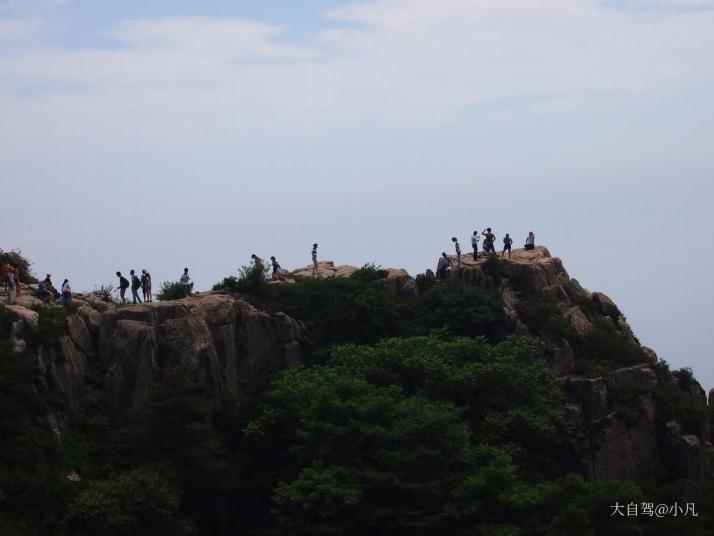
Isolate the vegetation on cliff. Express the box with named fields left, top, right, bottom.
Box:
left=1, top=253, right=713, bottom=535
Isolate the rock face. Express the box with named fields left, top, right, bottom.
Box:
left=4, top=292, right=306, bottom=433
left=98, top=294, right=304, bottom=411
left=288, top=261, right=418, bottom=297
left=560, top=365, right=712, bottom=487
left=2, top=246, right=711, bottom=498
left=454, top=246, right=645, bottom=370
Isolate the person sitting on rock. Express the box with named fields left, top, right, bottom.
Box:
left=502, top=233, right=513, bottom=260
left=61, top=279, right=72, bottom=305
left=525, top=231, right=535, bottom=250
left=437, top=252, right=452, bottom=281
left=43, top=274, right=59, bottom=300
left=311, top=243, right=319, bottom=278
left=116, top=271, right=129, bottom=303
left=180, top=268, right=193, bottom=297
left=130, top=269, right=142, bottom=304
left=471, top=231, right=480, bottom=261
left=452, top=237, right=462, bottom=270
left=482, top=228, right=496, bottom=255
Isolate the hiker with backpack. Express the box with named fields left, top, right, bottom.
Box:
left=311, top=244, right=319, bottom=277
left=471, top=231, right=480, bottom=261
left=525, top=231, right=535, bottom=250
left=180, top=268, right=193, bottom=297
left=452, top=237, right=462, bottom=270
left=116, top=271, right=129, bottom=303
left=141, top=269, right=152, bottom=302
left=502, top=233, right=513, bottom=260
left=129, top=270, right=142, bottom=304
left=61, top=279, right=72, bottom=305
left=482, top=228, right=496, bottom=255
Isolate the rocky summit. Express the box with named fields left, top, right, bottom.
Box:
left=1, top=246, right=712, bottom=535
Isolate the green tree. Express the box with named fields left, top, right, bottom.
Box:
left=64, top=468, right=194, bottom=536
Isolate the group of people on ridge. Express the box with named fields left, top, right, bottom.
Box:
left=115, top=269, right=153, bottom=304
left=2, top=264, right=73, bottom=306
left=4, top=235, right=540, bottom=306
left=437, top=230, right=536, bottom=280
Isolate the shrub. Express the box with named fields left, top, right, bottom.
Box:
left=91, top=284, right=118, bottom=304
left=0, top=249, right=38, bottom=284
left=417, top=279, right=505, bottom=340
left=64, top=468, right=195, bottom=536
left=348, top=263, right=388, bottom=283
left=213, top=261, right=269, bottom=294
left=415, top=271, right=437, bottom=294
left=157, top=281, right=186, bottom=301
left=481, top=255, right=507, bottom=283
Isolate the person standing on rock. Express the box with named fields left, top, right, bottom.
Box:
left=116, top=271, right=129, bottom=304
left=452, top=237, right=462, bottom=270
left=61, top=279, right=72, bottom=305
left=180, top=268, right=193, bottom=297
left=12, top=266, right=21, bottom=297
left=251, top=254, right=265, bottom=275
left=482, top=228, right=496, bottom=255
left=502, top=233, right=513, bottom=260
left=5, top=269, right=16, bottom=304
left=311, top=243, right=319, bottom=278
left=141, top=269, right=152, bottom=302
left=471, top=231, right=480, bottom=261
left=525, top=231, right=535, bottom=251
left=129, top=270, right=142, bottom=304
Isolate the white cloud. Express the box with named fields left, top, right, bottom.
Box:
left=1, top=0, right=714, bottom=159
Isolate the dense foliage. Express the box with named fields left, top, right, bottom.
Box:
left=1, top=258, right=712, bottom=535
left=157, top=281, right=187, bottom=301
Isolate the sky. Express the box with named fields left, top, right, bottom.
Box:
left=1, top=0, right=713, bottom=390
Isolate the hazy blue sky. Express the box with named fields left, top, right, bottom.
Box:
left=1, top=1, right=713, bottom=390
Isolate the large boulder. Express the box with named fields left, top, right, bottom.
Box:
left=564, top=306, right=592, bottom=336
left=98, top=294, right=306, bottom=412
